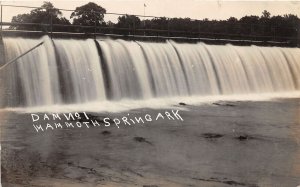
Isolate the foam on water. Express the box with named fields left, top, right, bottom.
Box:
left=2, top=91, right=300, bottom=113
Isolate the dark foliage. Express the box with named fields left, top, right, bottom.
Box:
left=104, top=10, right=300, bottom=44
left=114, top=15, right=141, bottom=35
left=70, top=2, right=106, bottom=33
left=10, top=1, right=70, bottom=32
left=9, top=2, right=300, bottom=44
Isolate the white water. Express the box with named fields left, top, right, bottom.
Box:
left=1, top=36, right=300, bottom=110
left=4, top=92, right=300, bottom=113
left=2, top=36, right=61, bottom=106
left=54, top=39, right=106, bottom=103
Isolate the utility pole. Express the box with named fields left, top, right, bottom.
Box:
left=50, top=14, right=53, bottom=39
left=0, top=2, right=2, bottom=32
left=143, top=3, right=146, bottom=35
left=93, top=10, right=97, bottom=39
left=298, top=24, right=300, bottom=47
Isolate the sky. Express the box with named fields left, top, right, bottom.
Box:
left=1, top=0, right=300, bottom=23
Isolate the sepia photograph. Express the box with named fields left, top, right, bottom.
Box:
left=0, top=0, right=300, bottom=186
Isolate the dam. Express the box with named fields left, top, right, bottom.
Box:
left=1, top=35, right=300, bottom=108
left=2, top=1, right=300, bottom=186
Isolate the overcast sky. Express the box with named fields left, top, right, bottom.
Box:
left=1, top=0, right=300, bottom=23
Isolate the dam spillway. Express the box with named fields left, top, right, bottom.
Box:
left=1, top=36, right=300, bottom=107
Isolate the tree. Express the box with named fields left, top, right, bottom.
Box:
left=71, top=2, right=106, bottom=27
left=10, top=1, right=70, bottom=31
left=227, top=17, right=238, bottom=23
left=116, top=15, right=141, bottom=35
left=261, top=10, right=271, bottom=19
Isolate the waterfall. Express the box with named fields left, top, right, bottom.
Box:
left=2, top=36, right=61, bottom=106
left=53, top=39, right=106, bottom=103
left=1, top=36, right=300, bottom=108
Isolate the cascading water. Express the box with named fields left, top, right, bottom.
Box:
left=53, top=39, right=106, bottom=103
left=1, top=36, right=300, bottom=108
left=1, top=36, right=61, bottom=107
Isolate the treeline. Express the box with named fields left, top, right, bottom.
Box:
left=9, top=2, right=300, bottom=42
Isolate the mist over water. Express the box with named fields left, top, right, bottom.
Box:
left=1, top=36, right=300, bottom=109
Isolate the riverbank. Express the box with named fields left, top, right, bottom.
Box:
left=1, top=98, right=300, bottom=186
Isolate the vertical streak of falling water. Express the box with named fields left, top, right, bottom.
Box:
left=280, top=48, right=300, bottom=89
left=258, top=47, right=295, bottom=91
left=204, top=43, right=231, bottom=94
left=2, top=36, right=61, bottom=106
left=203, top=44, right=239, bottom=94
left=97, top=40, right=146, bottom=99
left=118, top=40, right=153, bottom=99
left=53, top=39, right=106, bottom=103
left=196, top=43, right=221, bottom=95
left=234, top=46, right=275, bottom=92
left=137, top=41, right=189, bottom=97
